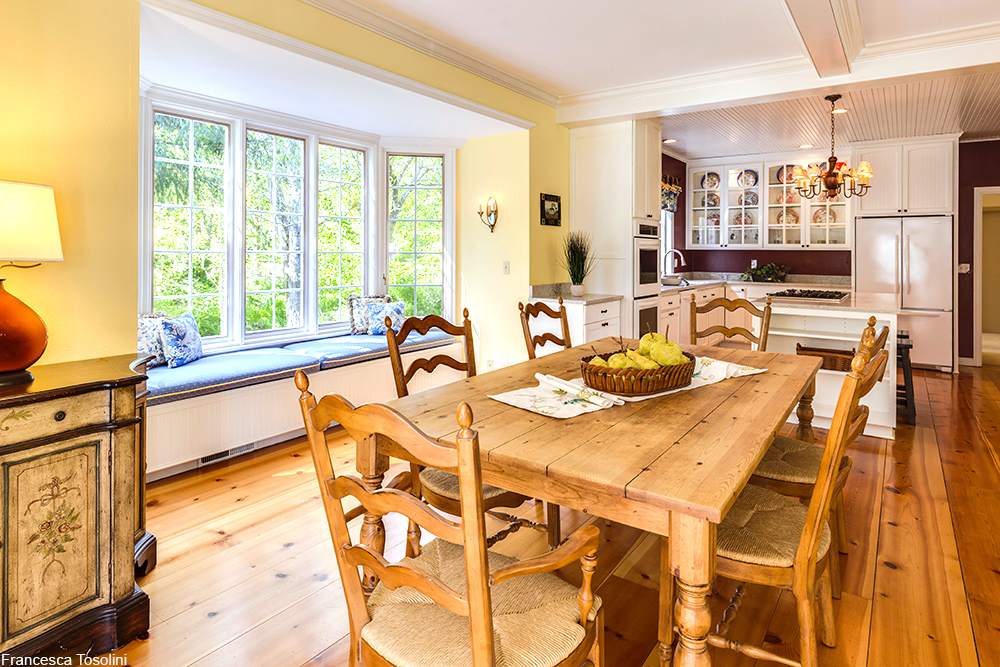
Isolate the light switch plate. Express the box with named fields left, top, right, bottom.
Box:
left=958, top=263, right=970, bottom=274
left=503, top=261, right=510, bottom=275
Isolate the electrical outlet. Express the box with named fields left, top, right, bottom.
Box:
left=751, top=259, right=758, bottom=269
left=958, top=263, right=971, bottom=274
left=486, top=359, right=495, bottom=371
left=503, top=261, right=510, bottom=275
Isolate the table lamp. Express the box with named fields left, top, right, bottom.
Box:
left=0, top=180, right=63, bottom=387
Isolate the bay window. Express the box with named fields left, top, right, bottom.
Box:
left=142, top=97, right=452, bottom=350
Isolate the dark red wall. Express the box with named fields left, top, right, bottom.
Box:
left=958, top=140, right=1000, bottom=358
left=662, top=153, right=851, bottom=276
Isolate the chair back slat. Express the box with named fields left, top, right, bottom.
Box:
left=520, top=298, right=572, bottom=359
left=295, top=371, right=496, bottom=661
left=342, top=544, right=470, bottom=616
left=310, top=396, right=459, bottom=472
left=329, top=476, right=464, bottom=544
left=690, top=296, right=772, bottom=351
left=795, top=319, right=889, bottom=572
left=387, top=308, right=476, bottom=398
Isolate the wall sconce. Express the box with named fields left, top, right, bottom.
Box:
left=478, top=197, right=498, bottom=233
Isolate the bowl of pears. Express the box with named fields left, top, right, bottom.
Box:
left=580, top=332, right=696, bottom=397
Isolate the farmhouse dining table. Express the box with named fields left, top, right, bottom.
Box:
left=354, top=337, right=822, bottom=666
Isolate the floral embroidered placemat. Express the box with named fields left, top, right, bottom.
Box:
left=488, top=358, right=766, bottom=419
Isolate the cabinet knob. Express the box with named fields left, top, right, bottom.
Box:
left=53, top=411, right=66, bottom=422
left=903, top=209, right=907, bottom=213
left=601, top=322, right=609, bottom=327
left=600, top=309, right=607, bottom=314
left=897, top=209, right=902, bottom=213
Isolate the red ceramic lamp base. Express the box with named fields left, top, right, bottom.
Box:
left=0, top=278, right=48, bottom=385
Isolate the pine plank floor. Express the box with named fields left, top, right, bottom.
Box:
left=111, top=367, right=997, bottom=666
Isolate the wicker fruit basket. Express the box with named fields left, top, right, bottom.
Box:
left=580, top=352, right=696, bottom=397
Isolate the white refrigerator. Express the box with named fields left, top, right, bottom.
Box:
left=854, top=216, right=954, bottom=370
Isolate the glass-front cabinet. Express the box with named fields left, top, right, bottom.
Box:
left=689, top=156, right=851, bottom=250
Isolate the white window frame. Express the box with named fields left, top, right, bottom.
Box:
left=139, top=88, right=456, bottom=351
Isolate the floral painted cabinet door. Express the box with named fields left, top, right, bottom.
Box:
left=1, top=431, right=111, bottom=649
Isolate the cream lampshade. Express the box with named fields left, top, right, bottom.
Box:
left=0, top=180, right=64, bottom=386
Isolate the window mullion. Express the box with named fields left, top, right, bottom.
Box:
left=304, top=133, right=319, bottom=336
left=233, top=117, right=247, bottom=347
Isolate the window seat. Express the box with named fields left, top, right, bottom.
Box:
left=144, top=330, right=464, bottom=476
left=147, top=331, right=455, bottom=406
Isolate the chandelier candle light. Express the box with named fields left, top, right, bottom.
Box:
left=793, top=94, right=873, bottom=200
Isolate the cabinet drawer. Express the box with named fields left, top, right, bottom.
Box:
left=584, top=300, right=620, bottom=324
left=695, top=288, right=721, bottom=303
left=660, top=293, right=681, bottom=309
left=584, top=318, right=620, bottom=342
left=0, top=392, right=109, bottom=446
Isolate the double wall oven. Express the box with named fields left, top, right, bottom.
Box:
left=633, top=220, right=661, bottom=337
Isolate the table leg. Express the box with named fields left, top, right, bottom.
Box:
left=659, top=535, right=674, bottom=666
left=796, top=377, right=816, bottom=444
left=358, top=434, right=389, bottom=596
left=546, top=502, right=562, bottom=548
left=670, top=514, right=716, bottom=667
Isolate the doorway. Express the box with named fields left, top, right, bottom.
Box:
left=974, top=187, right=1000, bottom=366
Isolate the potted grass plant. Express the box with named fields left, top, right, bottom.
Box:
left=740, top=262, right=791, bottom=283
left=560, top=231, right=598, bottom=296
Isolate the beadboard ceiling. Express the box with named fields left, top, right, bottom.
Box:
left=658, top=72, right=1000, bottom=160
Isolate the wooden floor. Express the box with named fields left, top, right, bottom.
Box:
left=112, top=367, right=999, bottom=666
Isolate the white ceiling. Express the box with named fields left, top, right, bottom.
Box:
left=139, top=3, right=528, bottom=140
left=314, top=0, right=805, bottom=97
left=859, top=0, right=1000, bottom=45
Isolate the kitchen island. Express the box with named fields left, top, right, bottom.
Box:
left=755, top=293, right=898, bottom=439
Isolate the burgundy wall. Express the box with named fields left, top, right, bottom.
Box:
left=662, top=153, right=687, bottom=251
left=958, top=140, right=1000, bottom=358
left=662, top=153, right=851, bottom=276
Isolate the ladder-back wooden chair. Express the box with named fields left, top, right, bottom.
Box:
left=690, top=295, right=772, bottom=351
left=700, top=327, right=889, bottom=667
left=750, top=316, right=889, bottom=599
left=386, top=309, right=558, bottom=548
left=295, top=373, right=604, bottom=667
left=519, top=297, right=572, bottom=359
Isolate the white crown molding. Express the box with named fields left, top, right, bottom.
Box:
left=959, top=135, right=1000, bottom=144
left=381, top=136, right=466, bottom=152
left=557, top=56, right=815, bottom=125
left=830, top=0, right=865, bottom=64
left=140, top=0, right=534, bottom=132
left=660, top=144, right=688, bottom=162
left=297, top=0, right=559, bottom=108
left=858, top=20, right=1000, bottom=60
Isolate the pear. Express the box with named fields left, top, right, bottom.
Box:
left=650, top=340, right=686, bottom=367
left=638, top=332, right=668, bottom=356
left=607, top=352, right=631, bottom=369
left=589, top=356, right=609, bottom=367
left=627, top=348, right=659, bottom=369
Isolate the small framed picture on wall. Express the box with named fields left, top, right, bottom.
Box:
left=540, top=193, right=561, bottom=226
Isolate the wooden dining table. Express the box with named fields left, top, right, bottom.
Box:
left=355, top=337, right=822, bottom=666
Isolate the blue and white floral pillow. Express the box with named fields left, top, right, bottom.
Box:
left=137, top=312, right=168, bottom=368
left=160, top=313, right=204, bottom=368
left=366, top=301, right=406, bottom=336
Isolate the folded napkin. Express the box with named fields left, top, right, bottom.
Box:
left=488, top=357, right=766, bottom=419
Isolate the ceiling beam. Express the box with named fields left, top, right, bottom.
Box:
left=780, top=0, right=858, bottom=78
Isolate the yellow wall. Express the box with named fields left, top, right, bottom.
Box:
left=1, top=0, right=138, bottom=364
left=2, top=0, right=569, bottom=366
left=457, top=133, right=531, bottom=368
left=984, top=209, right=1000, bottom=333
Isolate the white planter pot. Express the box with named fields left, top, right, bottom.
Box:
left=570, top=284, right=584, bottom=297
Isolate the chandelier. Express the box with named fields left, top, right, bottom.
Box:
left=794, top=94, right=872, bottom=200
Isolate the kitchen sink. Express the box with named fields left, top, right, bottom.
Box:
left=661, top=275, right=687, bottom=286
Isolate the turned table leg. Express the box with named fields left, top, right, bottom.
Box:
left=670, top=514, right=716, bottom=667
left=796, top=377, right=816, bottom=444
left=659, top=535, right=674, bottom=666
left=358, top=434, right=389, bottom=596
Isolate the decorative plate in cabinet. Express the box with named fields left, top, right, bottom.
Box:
left=738, top=191, right=758, bottom=206
left=701, top=172, right=720, bottom=189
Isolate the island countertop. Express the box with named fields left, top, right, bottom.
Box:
left=755, top=292, right=903, bottom=314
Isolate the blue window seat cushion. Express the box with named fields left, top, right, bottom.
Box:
left=147, top=348, right=320, bottom=406
left=282, top=330, right=455, bottom=370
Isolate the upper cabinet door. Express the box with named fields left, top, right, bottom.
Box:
left=857, top=146, right=903, bottom=215
left=688, top=168, right=723, bottom=247
left=723, top=164, right=762, bottom=248
left=631, top=120, right=660, bottom=220
left=903, top=143, right=953, bottom=214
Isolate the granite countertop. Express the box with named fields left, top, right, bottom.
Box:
left=732, top=282, right=855, bottom=292
left=536, top=293, right=623, bottom=305
left=660, top=279, right=727, bottom=294
left=759, top=292, right=903, bottom=314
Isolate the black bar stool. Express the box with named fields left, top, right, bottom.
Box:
left=897, top=331, right=915, bottom=425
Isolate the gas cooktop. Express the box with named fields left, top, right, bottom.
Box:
left=767, top=289, right=850, bottom=303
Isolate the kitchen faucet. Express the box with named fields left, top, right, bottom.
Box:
left=663, top=249, right=687, bottom=276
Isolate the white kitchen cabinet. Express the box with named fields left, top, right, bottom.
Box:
left=855, top=137, right=957, bottom=216
left=688, top=164, right=763, bottom=248
left=659, top=291, right=683, bottom=340
left=898, top=311, right=953, bottom=369
left=534, top=297, right=622, bottom=356
left=761, top=159, right=850, bottom=249
left=632, top=119, right=662, bottom=222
